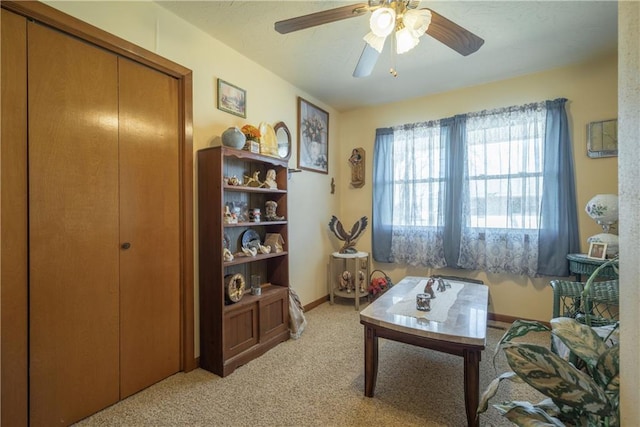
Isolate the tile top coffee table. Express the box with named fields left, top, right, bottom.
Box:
left=359, top=276, right=488, bottom=427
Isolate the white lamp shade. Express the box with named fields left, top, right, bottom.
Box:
left=585, top=194, right=619, bottom=226
left=363, top=32, right=387, bottom=53
left=403, top=9, right=432, bottom=37
left=369, top=8, right=396, bottom=37
left=396, top=27, right=419, bottom=54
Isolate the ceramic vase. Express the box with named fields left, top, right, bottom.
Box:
left=221, top=127, right=246, bottom=149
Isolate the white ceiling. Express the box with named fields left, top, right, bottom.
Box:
left=155, top=1, right=618, bottom=112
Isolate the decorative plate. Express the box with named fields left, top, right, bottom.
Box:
left=241, top=229, right=260, bottom=249
left=259, top=122, right=278, bottom=157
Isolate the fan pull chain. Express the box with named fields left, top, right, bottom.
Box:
left=389, top=30, right=398, bottom=77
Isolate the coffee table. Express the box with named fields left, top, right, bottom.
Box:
left=359, top=276, right=488, bottom=427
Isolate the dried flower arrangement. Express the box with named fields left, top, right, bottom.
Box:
left=241, top=124, right=261, bottom=141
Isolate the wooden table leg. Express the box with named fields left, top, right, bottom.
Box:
left=353, top=258, right=360, bottom=311
left=363, top=325, right=378, bottom=397
left=463, top=349, right=481, bottom=427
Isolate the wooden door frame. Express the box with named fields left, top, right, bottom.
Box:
left=1, top=1, right=195, bottom=424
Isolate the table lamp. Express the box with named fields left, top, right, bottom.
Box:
left=585, top=193, right=618, bottom=257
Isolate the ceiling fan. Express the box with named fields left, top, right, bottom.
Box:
left=274, top=0, right=484, bottom=78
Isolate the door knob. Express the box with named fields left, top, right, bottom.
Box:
left=121, top=242, right=131, bottom=250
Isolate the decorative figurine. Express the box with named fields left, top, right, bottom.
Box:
left=223, top=205, right=238, bottom=224
left=249, top=208, right=261, bottom=222
left=258, top=244, right=272, bottom=254
left=240, top=247, right=258, bottom=257
left=328, top=215, right=368, bottom=254
left=264, top=200, right=284, bottom=221
left=330, top=177, right=335, bottom=194
left=357, top=270, right=366, bottom=293
left=244, top=171, right=262, bottom=187
left=424, top=278, right=436, bottom=298
left=436, top=278, right=447, bottom=292
left=339, top=270, right=354, bottom=293
left=226, top=175, right=241, bottom=186
left=223, top=248, right=234, bottom=262
left=229, top=201, right=247, bottom=222
left=349, top=147, right=365, bottom=188
left=262, top=169, right=278, bottom=189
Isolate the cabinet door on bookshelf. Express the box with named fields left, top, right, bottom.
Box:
left=259, top=288, right=288, bottom=342
left=223, top=303, right=258, bottom=359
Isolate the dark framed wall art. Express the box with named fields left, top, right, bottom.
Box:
left=297, top=97, right=329, bottom=174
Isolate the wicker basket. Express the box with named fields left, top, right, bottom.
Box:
left=368, top=269, right=393, bottom=301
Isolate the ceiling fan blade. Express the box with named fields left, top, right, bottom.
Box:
left=275, top=3, right=368, bottom=34
left=424, top=8, right=484, bottom=56
left=353, top=44, right=380, bottom=78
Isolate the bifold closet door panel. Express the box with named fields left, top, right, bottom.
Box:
left=1, top=9, right=28, bottom=427
left=28, top=22, right=120, bottom=425
left=118, top=58, right=181, bottom=399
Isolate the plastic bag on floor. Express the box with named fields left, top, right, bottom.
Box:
left=289, top=288, right=307, bottom=339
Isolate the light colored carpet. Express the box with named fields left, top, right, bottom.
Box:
left=76, top=300, right=548, bottom=426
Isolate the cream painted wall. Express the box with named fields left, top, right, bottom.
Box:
left=45, top=0, right=618, bottom=334
left=339, top=55, right=618, bottom=322
left=44, top=1, right=342, bottom=354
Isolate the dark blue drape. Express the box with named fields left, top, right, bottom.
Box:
left=372, top=127, right=394, bottom=262
left=441, top=115, right=466, bottom=267
left=537, top=98, right=580, bottom=276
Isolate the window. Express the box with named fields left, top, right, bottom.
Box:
left=372, top=99, right=579, bottom=277
left=465, top=109, right=545, bottom=231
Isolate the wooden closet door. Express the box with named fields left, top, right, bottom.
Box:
left=118, top=58, right=181, bottom=398
left=1, top=9, right=28, bottom=427
left=28, top=22, right=120, bottom=426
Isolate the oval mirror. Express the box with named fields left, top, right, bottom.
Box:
left=274, top=121, right=291, bottom=161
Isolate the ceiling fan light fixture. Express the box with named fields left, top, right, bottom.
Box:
left=403, top=9, right=432, bottom=37
left=396, top=26, right=419, bottom=54
left=363, top=32, right=387, bottom=53
left=369, top=7, right=396, bottom=37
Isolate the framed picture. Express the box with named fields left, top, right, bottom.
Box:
left=217, top=79, right=246, bottom=118
left=587, top=242, right=607, bottom=260
left=297, top=97, right=329, bottom=174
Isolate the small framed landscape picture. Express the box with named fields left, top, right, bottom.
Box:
left=217, top=79, right=246, bottom=118
left=587, top=242, right=607, bottom=260
left=297, top=97, right=329, bottom=174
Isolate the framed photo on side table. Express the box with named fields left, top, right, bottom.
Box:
left=587, top=242, right=607, bottom=260
left=217, top=79, right=246, bottom=118
left=297, top=97, right=329, bottom=174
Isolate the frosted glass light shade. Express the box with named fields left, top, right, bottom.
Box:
left=369, top=8, right=396, bottom=37
left=403, top=9, right=432, bottom=37
left=396, top=27, right=419, bottom=54
left=363, top=32, right=387, bottom=53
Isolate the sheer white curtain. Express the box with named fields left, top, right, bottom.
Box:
left=389, top=121, right=448, bottom=267
left=457, top=103, right=546, bottom=275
